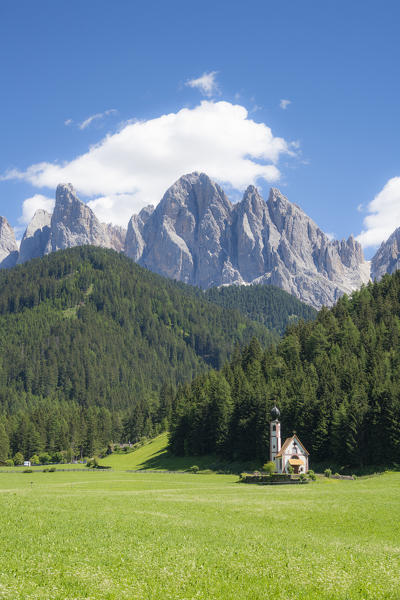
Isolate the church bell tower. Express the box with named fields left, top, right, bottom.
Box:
left=270, top=405, right=281, bottom=469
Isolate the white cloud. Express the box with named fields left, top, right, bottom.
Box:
left=356, top=177, right=400, bottom=248
left=79, top=109, right=117, bottom=130
left=357, top=203, right=363, bottom=212
left=87, top=193, right=142, bottom=225
left=18, top=194, right=55, bottom=225
left=186, top=72, right=219, bottom=97
left=280, top=99, right=291, bottom=110
left=4, top=101, right=293, bottom=226
left=64, top=119, right=73, bottom=126
left=325, top=232, right=336, bottom=241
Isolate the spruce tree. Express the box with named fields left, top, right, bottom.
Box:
left=0, top=423, right=9, bottom=464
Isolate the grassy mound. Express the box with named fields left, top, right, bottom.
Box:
left=100, top=433, right=262, bottom=473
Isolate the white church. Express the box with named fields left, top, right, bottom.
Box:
left=269, top=406, right=309, bottom=474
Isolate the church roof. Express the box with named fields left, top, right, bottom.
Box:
left=288, top=458, right=304, bottom=466
left=275, top=435, right=310, bottom=457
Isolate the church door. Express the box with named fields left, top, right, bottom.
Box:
left=290, top=455, right=301, bottom=474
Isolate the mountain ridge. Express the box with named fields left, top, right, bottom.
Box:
left=1, top=172, right=395, bottom=309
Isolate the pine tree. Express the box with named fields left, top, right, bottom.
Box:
left=0, top=423, right=9, bottom=464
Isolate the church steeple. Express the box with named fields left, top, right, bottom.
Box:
left=270, top=405, right=281, bottom=469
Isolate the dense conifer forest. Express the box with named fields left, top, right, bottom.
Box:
left=0, top=246, right=314, bottom=463
left=205, top=284, right=316, bottom=334
left=170, top=272, right=400, bottom=468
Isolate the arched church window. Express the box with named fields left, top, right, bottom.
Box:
left=272, top=424, right=276, bottom=431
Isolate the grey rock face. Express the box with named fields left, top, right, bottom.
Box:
left=132, top=174, right=369, bottom=308
left=233, top=185, right=269, bottom=281
left=0, top=217, right=18, bottom=268
left=103, top=223, right=127, bottom=253
left=124, top=205, right=154, bottom=261
left=231, top=187, right=369, bottom=308
left=18, top=209, right=51, bottom=264
left=141, top=173, right=232, bottom=287
left=45, top=184, right=111, bottom=253
left=371, top=227, right=400, bottom=281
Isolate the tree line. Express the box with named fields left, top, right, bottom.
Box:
left=0, top=246, right=314, bottom=462
left=170, top=272, right=400, bottom=468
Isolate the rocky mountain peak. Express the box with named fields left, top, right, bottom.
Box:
left=53, top=183, right=90, bottom=219
left=371, top=227, right=400, bottom=281
left=18, top=209, right=51, bottom=264
left=56, top=182, right=75, bottom=199
left=334, top=234, right=364, bottom=269
left=0, top=216, right=18, bottom=268
left=267, top=187, right=307, bottom=228
left=25, top=209, right=51, bottom=236
left=0, top=216, right=15, bottom=237
left=140, top=173, right=233, bottom=287
left=45, top=184, right=110, bottom=253
left=241, top=185, right=266, bottom=217
left=156, top=172, right=231, bottom=219
left=138, top=205, right=155, bottom=223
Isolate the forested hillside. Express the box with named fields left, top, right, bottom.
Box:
left=0, top=246, right=281, bottom=461
left=170, top=273, right=400, bottom=468
left=205, top=284, right=316, bottom=334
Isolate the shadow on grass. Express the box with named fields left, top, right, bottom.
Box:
left=138, top=446, right=263, bottom=474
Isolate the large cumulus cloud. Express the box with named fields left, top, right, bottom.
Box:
left=5, top=101, right=293, bottom=226
left=357, top=177, right=400, bottom=248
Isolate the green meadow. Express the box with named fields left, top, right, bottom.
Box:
left=0, top=466, right=399, bottom=599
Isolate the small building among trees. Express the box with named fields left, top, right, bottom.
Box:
left=270, top=406, right=309, bottom=474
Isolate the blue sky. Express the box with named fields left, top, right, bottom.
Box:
left=1, top=1, right=399, bottom=256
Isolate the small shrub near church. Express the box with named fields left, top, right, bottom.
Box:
left=262, top=461, right=276, bottom=475
left=189, top=465, right=199, bottom=473
left=324, top=468, right=332, bottom=478
left=307, top=469, right=316, bottom=481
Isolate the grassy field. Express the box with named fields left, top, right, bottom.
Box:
left=0, top=468, right=399, bottom=600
